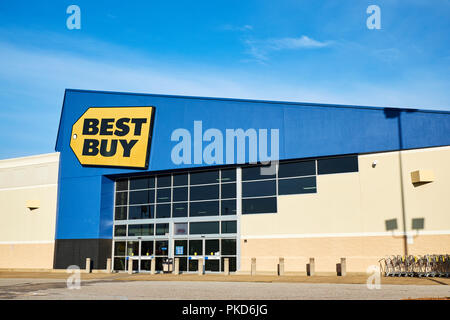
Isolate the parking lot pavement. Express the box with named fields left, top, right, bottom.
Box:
left=0, top=279, right=449, bottom=300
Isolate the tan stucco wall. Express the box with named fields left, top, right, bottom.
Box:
left=240, top=146, right=450, bottom=273
left=0, top=153, right=59, bottom=269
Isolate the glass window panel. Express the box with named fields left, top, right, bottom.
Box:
left=157, top=175, right=171, bottom=188
left=242, top=180, right=276, bottom=198
left=141, top=260, right=151, bottom=271
left=173, top=173, right=188, bottom=186
left=242, top=165, right=275, bottom=181
left=156, top=204, right=171, bottom=218
left=221, top=183, right=236, bottom=199
left=221, top=200, right=236, bottom=216
left=190, top=184, right=219, bottom=201
left=221, top=257, right=236, bottom=272
left=205, top=260, right=220, bottom=272
left=141, top=224, right=154, bottom=236
left=178, top=257, right=188, bottom=272
left=172, top=202, right=188, bottom=218
left=174, top=240, right=187, bottom=255
left=317, top=156, right=358, bottom=175
left=127, top=241, right=139, bottom=256
left=141, top=241, right=154, bottom=256
left=189, top=240, right=203, bottom=256
left=173, top=187, right=188, bottom=202
left=189, top=201, right=219, bottom=217
left=116, top=179, right=128, bottom=191
left=242, top=197, right=277, bottom=214
left=129, top=190, right=154, bottom=205
left=190, top=170, right=219, bottom=185
left=156, top=188, right=171, bottom=203
left=221, top=169, right=236, bottom=182
left=114, top=206, right=127, bottom=220
left=155, top=240, right=169, bottom=255
left=221, top=239, right=236, bottom=255
left=130, top=177, right=155, bottom=190
left=129, top=205, right=154, bottom=219
left=128, top=224, right=141, bottom=236
left=115, top=192, right=127, bottom=206
left=190, top=222, right=219, bottom=235
left=221, top=221, right=237, bottom=234
left=189, top=259, right=198, bottom=272
left=278, top=160, right=316, bottom=178
left=113, top=258, right=125, bottom=271
left=114, top=225, right=126, bottom=237
left=278, top=177, right=317, bottom=195
left=205, top=239, right=219, bottom=256
left=114, top=241, right=126, bottom=256
left=155, top=257, right=164, bottom=271
left=174, top=223, right=188, bottom=235
left=155, top=223, right=169, bottom=236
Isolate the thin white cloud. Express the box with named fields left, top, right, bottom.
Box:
left=220, top=24, right=253, bottom=31
left=244, top=35, right=332, bottom=62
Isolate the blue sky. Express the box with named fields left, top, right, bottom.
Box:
left=0, top=0, right=449, bottom=159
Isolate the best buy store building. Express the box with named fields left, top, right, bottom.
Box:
left=1, top=89, right=450, bottom=274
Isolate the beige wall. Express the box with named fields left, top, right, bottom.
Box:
left=0, top=153, right=59, bottom=269
left=240, top=146, right=450, bottom=273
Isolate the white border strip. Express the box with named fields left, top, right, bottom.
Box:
left=242, top=230, right=450, bottom=239
left=0, top=240, right=55, bottom=245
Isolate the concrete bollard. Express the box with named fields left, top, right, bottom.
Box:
left=278, top=257, right=285, bottom=276
left=174, top=258, right=180, bottom=275
left=198, top=258, right=204, bottom=275
left=85, top=258, right=91, bottom=273
left=251, top=258, right=256, bottom=276
left=307, top=257, right=315, bottom=276
left=337, top=258, right=347, bottom=276
left=106, top=258, right=112, bottom=273
left=223, top=258, right=229, bottom=275
left=128, top=258, right=133, bottom=274
left=150, top=258, right=156, bottom=274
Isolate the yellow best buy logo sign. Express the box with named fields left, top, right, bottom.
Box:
left=70, top=106, right=155, bottom=169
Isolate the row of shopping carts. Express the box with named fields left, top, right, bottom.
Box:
left=379, top=254, right=450, bottom=277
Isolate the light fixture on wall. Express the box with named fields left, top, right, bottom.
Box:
left=26, top=200, right=40, bottom=211
left=372, top=160, right=378, bottom=168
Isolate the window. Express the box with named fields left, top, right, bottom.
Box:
left=156, top=204, right=171, bottom=218
left=115, top=192, right=127, bottom=206
left=278, top=177, right=316, bottom=195
left=278, top=160, right=315, bottom=178
left=115, top=206, right=127, bottom=220
left=130, top=177, right=154, bottom=190
left=173, top=187, right=188, bottom=202
left=317, top=155, right=358, bottom=175
left=221, top=183, right=236, bottom=199
left=157, top=175, right=171, bottom=188
left=221, top=200, right=236, bottom=215
left=114, top=225, right=126, bottom=237
left=114, top=241, right=126, bottom=256
left=174, top=223, right=188, bottom=235
left=129, top=190, right=154, bottom=205
left=189, top=201, right=219, bottom=217
left=155, top=223, right=169, bottom=236
left=221, top=169, right=236, bottom=182
left=242, top=197, right=277, bottom=214
left=116, top=179, right=128, bottom=191
left=173, top=173, right=188, bottom=186
left=242, top=180, right=276, bottom=197
left=189, top=221, right=220, bottom=234
left=174, top=240, right=187, bottom=255
left=129, top=205, right=153, bottom=219
left=156, top=188, right=171, bottom=203
left=242, top=164, right=275, bottom=181
left=190, top=184, right=219, bottom=201
left=221, top=221, right=237, bottom=234
left=190, top=170, right=219, bottom=185
left=172, top=202, right=188, bottom=217
left=221, top=239, right=236, bottom=255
